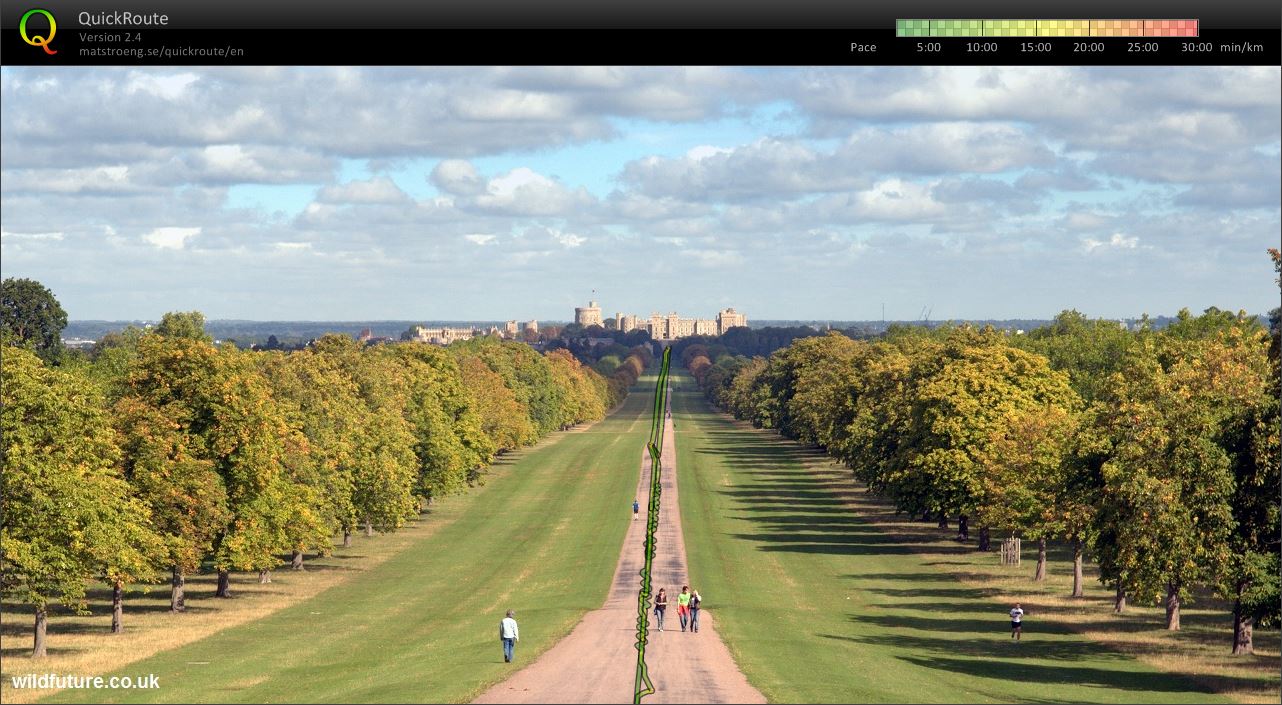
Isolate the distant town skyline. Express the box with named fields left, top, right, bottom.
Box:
left=2, top=67, right=1278, bottom=321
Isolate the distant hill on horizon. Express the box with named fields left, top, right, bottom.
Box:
left=64, top=310, right=1269, bottom=346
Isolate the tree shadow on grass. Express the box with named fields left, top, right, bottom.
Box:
left=848, top=612, right=1080, bottom=639
left=749, top=540, right=924, bottom=556
left=899, top=654, right=1222, bottom=696
left=848, top=572, right=974, bottom=583
left=857, top=585, right=1004, bottom=601
left=274, top=563, right=363, bottom=574
left=1, top=644, right=86, bottom=659
left=818, top=632, right=1223, bottom=696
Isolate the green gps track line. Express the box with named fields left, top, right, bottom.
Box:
left=633, top=347, right=671, bottom=703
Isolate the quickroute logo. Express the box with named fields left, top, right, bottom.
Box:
left=19, top=8, right=57, bottom=55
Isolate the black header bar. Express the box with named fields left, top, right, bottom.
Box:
left=2, top=1, right=1278, bottom=65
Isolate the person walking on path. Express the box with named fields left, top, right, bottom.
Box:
left=676, top=586, right=692, bottom=632
left=654, top=588, right=668, bottom=631
left=500, top=610, right=520, bottom=662
left=690, top=589, right=702, bottom=633
left=1009, top=603, right=1024, bottom=642
left=633, top=499, right=640, bottom=520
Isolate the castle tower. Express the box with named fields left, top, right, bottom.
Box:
left=574, top=299, right=603, bottom=327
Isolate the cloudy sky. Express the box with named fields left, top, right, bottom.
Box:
left=1, top=67, right=1278, bottom=322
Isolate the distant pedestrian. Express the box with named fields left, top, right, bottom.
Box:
left=690, top=589, right=702, bottom=633
left=654, top=588, right=668, bottom=631
left=500, top=609, right=520, bottom=662
left=1009, top=603, right=1024, bottom=642
left=677, top=585, right=691, bottom=632
left=633, top=499, right=640, bottom=520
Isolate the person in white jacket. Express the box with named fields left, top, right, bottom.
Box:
left=500, top=610, right=520, bottom=662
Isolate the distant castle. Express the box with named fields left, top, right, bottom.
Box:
left=574, top=300, right=747, bottom=341
left=397, top=300, right=746, bottom=347
left=407, top=319, right=538, bottom=345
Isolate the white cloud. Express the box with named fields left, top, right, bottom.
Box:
left=551, top=230, right=586, bottom=248
left=686, top=145, right=733, bottom=161
left=431, top=159, right=486, bottom=196
left=317, top=177, right=409, bottom=205
left=469, top=167, right=593, bottom=216
left=848, top=179, right=946, bottom=221
left=123, top=71, right=199, bottom=100
left=1, top=230, right=64, bottom=241
left=464, top=233, right=496, bottom=245
left=142, top=226, right=200, bottom=250
left=1083, top=233, right=1139, bottom=253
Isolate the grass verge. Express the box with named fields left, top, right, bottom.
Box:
left=2, top=381, right=652, bottom=704
left=671, top=374, right=1266, bottom=704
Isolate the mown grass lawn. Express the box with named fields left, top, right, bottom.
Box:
left=671, top=373, right=1230, bottom=704
left=35, top=381, right=653, bottom=704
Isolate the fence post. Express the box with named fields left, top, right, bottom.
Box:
left=1001, top=537, right=1021, bottom=565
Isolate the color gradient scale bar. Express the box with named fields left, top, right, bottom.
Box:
left=983, top=19, right=1038, bottom=37
left=895, top=19, right=1199, bottom=38
left=930, top=19, right=984, bottom=37
left=1090, top=19, right=1146, bottom=37
left=1037, top=19, right=1091, bottom=37
left=1145, top=19, right=1198, bottom=36
left=895, top=19, right=931, bottom=37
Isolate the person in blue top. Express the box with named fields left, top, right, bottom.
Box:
left=633, top=499, right=640, bottom=520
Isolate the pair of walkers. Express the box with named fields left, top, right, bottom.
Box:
left=653, top=585, right=701, bottom=633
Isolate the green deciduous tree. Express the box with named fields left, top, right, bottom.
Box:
left=456, top=354, right=536, bottom=452
left=156, top=311, right=213, bottom=343
left=1, top=349, right=158, bottom=654
left=207, top=345, right=313, bottom=595
left=1092, top=330, right=1262, bottom=630
left=888, top=330, right=1079, bottom=550
left=1, top=278, right=68, bottom=362
left=384, top=344, right=492, bottom=499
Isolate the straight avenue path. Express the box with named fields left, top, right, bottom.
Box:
left=475, top=377, right=764, bottom=704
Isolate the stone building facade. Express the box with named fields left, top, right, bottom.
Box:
left=574, top=300, right=603, bottom=327
left=582, top=300, right=747, bottom=341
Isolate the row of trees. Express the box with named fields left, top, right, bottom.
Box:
left=672, top=325, right=825, bottom=361
left=686, top=298, right=1279, bottom=654
left=2, top=303, right=653, bottom=657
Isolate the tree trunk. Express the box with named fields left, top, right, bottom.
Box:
left=342, top=528, right=352, bottom=548
left=170, top=566, right=186, bottom=612
left=957, top=514, right=969, bottom=541
left=215, top=569, right=232, bottom=598
left=1114, top=582, right=1126, bottom=613
left=258, top=570, right=272, bottom=583
left=937, top=511, right=948, bottom=529
left=1165, top=581, right=1181, bottom=630
left=365, top=519, right=374, bottom=537
left=33, top=606, right=48, bottom=658
left=1232, top=591, right=1254, bottom=655
left=1033, top=537, right=1047, bottom=581
left=1071, top=540, right=1084, bottom=597
left=291, top=550, right=305, bottom=571
left=111, top=581, right=124, bottom=634
left=977, top=526, right=991, bottom=552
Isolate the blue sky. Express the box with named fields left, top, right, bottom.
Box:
left=1, top=67, right=1278, bottom=321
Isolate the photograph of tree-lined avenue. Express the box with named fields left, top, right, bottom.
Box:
left=1, top=67, right=1278, bottom=704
